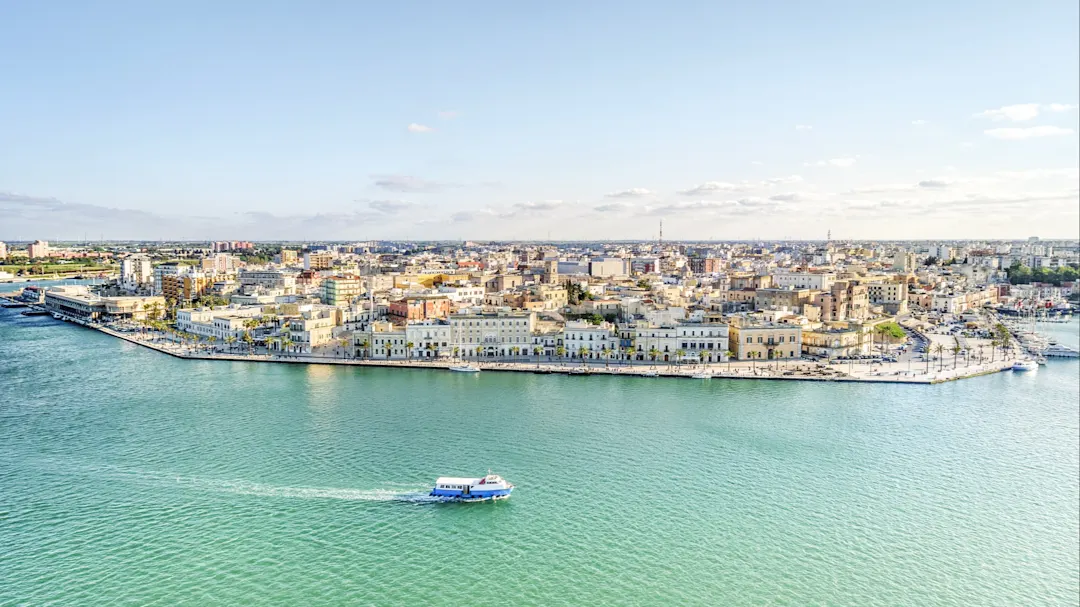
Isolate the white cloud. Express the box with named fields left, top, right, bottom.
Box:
left=768, top=193, right=809, bottom=202
left=917, top=179, right=954, bottom=188
left=805, top=157, right=857, bottom=168
left=1046, top=103, right=1078, bottom=112
left=677, top=181, right=743, bottom=196
left=984, top=126, right=1075, bottom=140
left=605, top=188, right=654, bottom=198
left=499, top=200, right=565, bottom=218
left=795, top=125, right=813, bottom=131
left=371, top=174, right=446, bottom=193
left=407, top=123, right=434, bottom=133
left=437, top=110, right=459, bottom=119
left=593, top=201, right=634, bottom=212
left=751, top=160, right=764, bottom=166
left=763, top=175, right=803, bottom=185
left=975, top=103, right=1041, bottom=121
left=640, top=200, right=740, bottom=216
left=367, top=200, right=415, bottom=214
left=911, top=119, right=929, bottom=125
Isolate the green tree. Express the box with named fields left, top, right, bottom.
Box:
left=405, top=341, right=414, bottom=361
left=934, top=343, right=945, bottom=372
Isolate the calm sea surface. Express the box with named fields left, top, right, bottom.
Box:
left=1, top=309, right=1077, bottom=606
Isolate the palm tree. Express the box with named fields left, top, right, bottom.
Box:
left=988, top=338, right=998, bottom=362
left=533, top=345, right=543, bottom=367
left=384, top=342, right=392, bottom=359
left=577, top=345, right=589, bottom=364
left=359, top=339, right=371, bottom=360
left=934, top=343, right=945, bottom=372
left=281, top=337, right=293, bottom=355
left=675, top=348, right=687, bottom=367
left=511, top=346, right=520, bottom=360
left=225, top=335, right=237, bottom=351
left=724, top=350, right=736, bottom=373
left=207, top=336, right=217, bottom=352
left=453, top=346, right=461, bottom=360
left=340, top=337, right=351, bottom=359
left=405, top=341, right=415, bottom=361
left=555, top=345, right=566, bottom=362
left=875, top=325, right=890, bottom=357
left=242, top=331, right=254, bottom=354
left=600, top=347, right=611, bottom=367
left=951, top=345, right=961, bottom=369
left=623, top=347, right=634, bottom=365
left=648, top=347, right=659, bottom=363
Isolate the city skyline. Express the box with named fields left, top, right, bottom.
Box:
left=2, top=2, right=1078, bottom=240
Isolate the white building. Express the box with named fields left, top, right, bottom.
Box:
left=437, top=284, right=486, bottom=305
left=176, top=306, right=265, bottom=340
left=931, top=292, right=967, bottom=314
left=405, top=320, right=453, bottom=358
left=447, top=310, right=535, bottom=358
left=675, top=323, right=729, bottom=363
left=120, top=255, right=153, bottom=290
left=627, top=323, right=679, bottom=362
left=239, top=270, right=296, bottom=293
left=563, top=321, right=617, bottom=359
left=589, top=257, right=629, bottom=278
left=772, top=272, right=835, bottom=291
left=285, top=315, right=335, bottom=353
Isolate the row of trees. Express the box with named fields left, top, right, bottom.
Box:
left=1006, top=262, right=1080, bottom=286
left=920, top=323, right=1013, bottom=374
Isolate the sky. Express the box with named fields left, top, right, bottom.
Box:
left=1, top=1, right=1078, bottom=241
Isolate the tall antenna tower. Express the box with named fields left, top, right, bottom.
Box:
left=659, top=219, right=663, bottom=246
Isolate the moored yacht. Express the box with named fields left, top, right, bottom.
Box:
left=1011, top=359, right=1038, bottom=372
left=430, top=473, right=513, bottom=501
left=448, top=363, right=481, bottom=373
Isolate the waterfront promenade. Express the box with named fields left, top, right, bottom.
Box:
left=87, top=321, right=1016, bottom=385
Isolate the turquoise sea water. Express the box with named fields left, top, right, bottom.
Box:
left=1, top=310, right=1077, bottom=606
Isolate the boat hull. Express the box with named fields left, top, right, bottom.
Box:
left=430, top=487, right=513, bottom=500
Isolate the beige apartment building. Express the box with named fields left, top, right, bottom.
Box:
left=727, top=316, right=802, bottom=360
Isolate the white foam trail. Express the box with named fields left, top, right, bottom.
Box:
left=183, top=478, right=441, bottom=503
left=78, top=462, right=444, bottom=504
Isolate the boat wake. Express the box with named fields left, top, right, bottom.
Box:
left=49, top=460, right=450, bottom=504
left=174, top=477, right=446, bottom=504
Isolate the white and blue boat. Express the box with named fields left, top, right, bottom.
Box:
left=430, top=472, right=514, bottom=501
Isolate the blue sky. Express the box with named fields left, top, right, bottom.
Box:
left=1, top=1, right=1078, bottom=241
